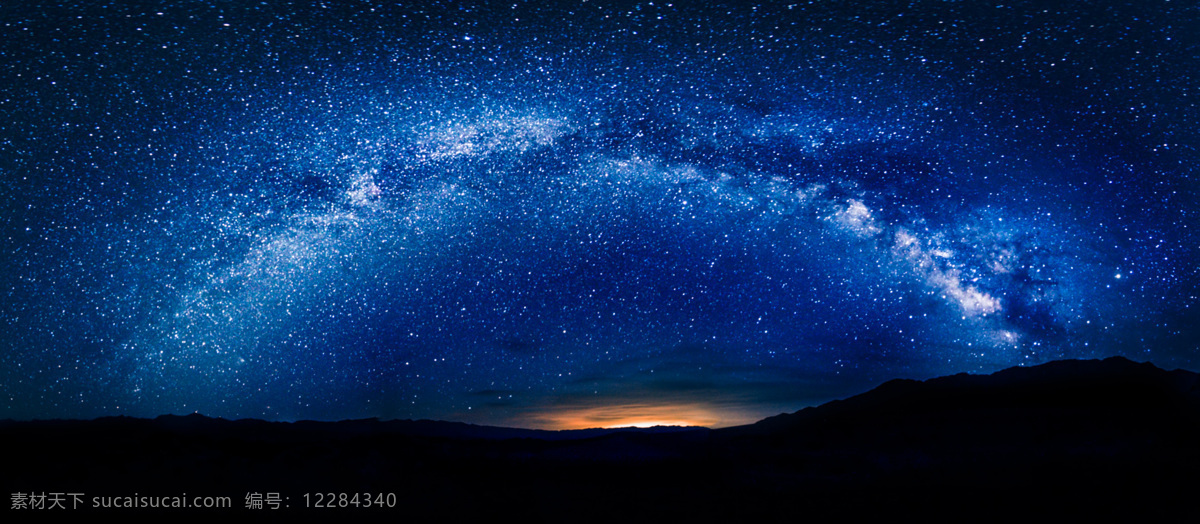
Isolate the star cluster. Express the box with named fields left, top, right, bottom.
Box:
left=2, top=1, right=1196, bottom=427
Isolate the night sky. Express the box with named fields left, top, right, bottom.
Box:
left=2, top=1, right=1196, bottom=429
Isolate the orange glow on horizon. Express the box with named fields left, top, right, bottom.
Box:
left=518, top=401, right=765, bottom=430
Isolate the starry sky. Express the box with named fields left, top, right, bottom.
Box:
left=2, top=1, right=1197, bottom=429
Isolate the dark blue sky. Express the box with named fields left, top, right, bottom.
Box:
left=2, top=1, right=1196, bottom=428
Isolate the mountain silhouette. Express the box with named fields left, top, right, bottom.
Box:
left=4, top=357, right=1198, bottom=519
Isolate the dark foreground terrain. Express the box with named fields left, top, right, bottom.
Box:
left=5, top=357, right=1199, bottom=520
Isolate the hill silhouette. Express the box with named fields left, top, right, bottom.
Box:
left=4, top=357, right=1198, bottom=519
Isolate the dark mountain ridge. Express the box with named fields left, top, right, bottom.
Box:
left=5, top=357, right=1198, bottom=519
left=4, top=413, right=708, bottom=442
left=735, top=356, right=1200, bottom=435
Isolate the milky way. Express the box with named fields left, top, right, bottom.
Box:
left=2, top=1, right=1196, bottom=428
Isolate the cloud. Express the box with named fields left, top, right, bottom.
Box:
left=804, top=183, right=1002, bottom=318
left=829, top=199, right=883, bottom=238
left=416, top=114, right=571, bottom=160
left=893, top=228, right=1001, bottom=317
